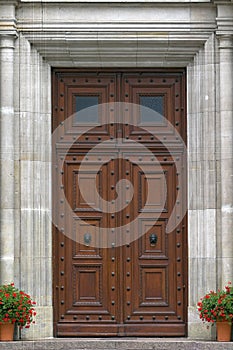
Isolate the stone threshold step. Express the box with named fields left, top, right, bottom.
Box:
left=0, top=339, right=232, bottom=350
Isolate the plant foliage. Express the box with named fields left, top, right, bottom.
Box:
left=197, top=282, right=233, bottom=323
left=0, top=283, right=36, bottom=328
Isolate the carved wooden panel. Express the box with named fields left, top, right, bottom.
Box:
left=73, top=218, right=102, bottom=259
left=74, top=171, right=101, bottom=211
left=52, top=71, right=117, bottom=142
left=121, top=72, right=186, bottom=142
left=139, top=171, right=168, bottom=213
left=139, top=219, right=167, bottom=258
left=73, top=265, right=102, bottom=306
left=140, top=266, right=168, bottom=306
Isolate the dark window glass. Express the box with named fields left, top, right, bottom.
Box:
left=140, top=96, right=164, bottom=124
left=75, top=96, right=99, bottom=123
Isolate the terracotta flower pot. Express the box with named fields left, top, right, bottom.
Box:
left=0, top=323, right=14, bottom=341
left=216, top=321, right=232, bottom=342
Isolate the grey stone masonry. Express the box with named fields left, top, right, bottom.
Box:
left=0, top=339, right=233, bottom=350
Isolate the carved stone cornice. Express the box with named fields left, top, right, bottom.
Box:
left=215, top=1, right=233, bottom=35
left=0, top=1, right=18, bottom=39
left=218, top=34, right=233, bottom=49
left=0, top=21, right=18, bottom=38
left=214, top=0, right=233, bottom=4
left=15, top=1, right=217, bottom=66
left=0, top=0, right=18, bottom=4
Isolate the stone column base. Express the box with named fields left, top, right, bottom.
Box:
left=188, top=307, right=216, bottom=340
left=20, top=306, right=53, bottom=340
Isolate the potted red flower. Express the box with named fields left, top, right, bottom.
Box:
left=197, top=282, right=233, bottom=341
left=0, top=282, right=36, bottom=341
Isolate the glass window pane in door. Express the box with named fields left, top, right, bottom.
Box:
left=75, top=96, right=99, bottom=123
left=140, top=96, right=164, bottom=124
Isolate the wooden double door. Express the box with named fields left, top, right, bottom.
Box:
left=53, top=70, right=187, bottom=337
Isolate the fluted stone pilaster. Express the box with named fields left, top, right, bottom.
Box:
left=13, top=34, right=52, bottom=339
left=0, top=1, right=17, bottom=283
left=187, top=33, right=219, bottom=340
left=218, top=35, right=233, bottom=286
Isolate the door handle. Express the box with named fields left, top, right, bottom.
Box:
left=84, top=233, right=92, bottom=246
left=149, top=233, right=158, bottom=245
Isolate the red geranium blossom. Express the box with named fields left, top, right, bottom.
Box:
left=0, top=282, right=36, bottom=328
left=197, top=282, right=233, bottom=324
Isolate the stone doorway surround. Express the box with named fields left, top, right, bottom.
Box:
left=0, top=0, right=232, bottom=341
